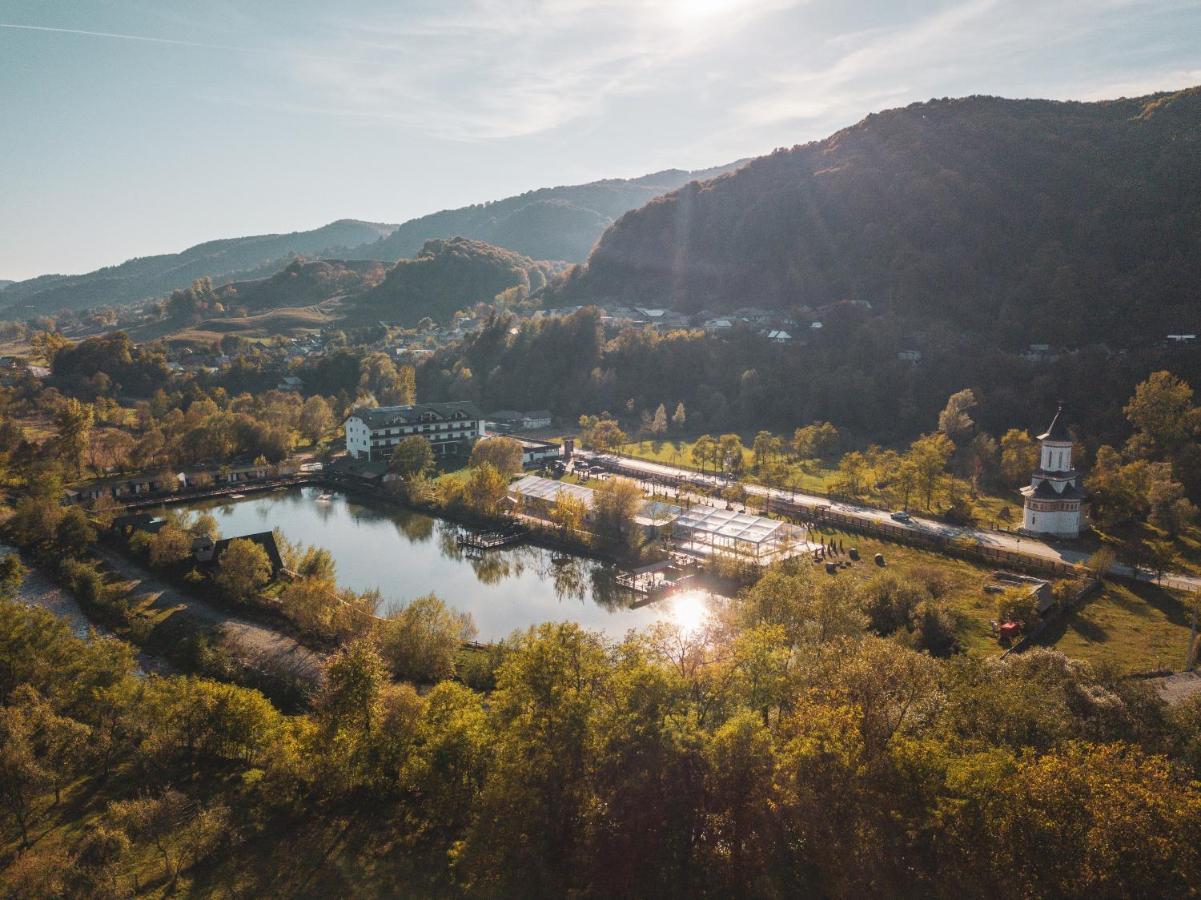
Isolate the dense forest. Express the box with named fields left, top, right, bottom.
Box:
left=417, top=309, right=1201, bottom=464
left=3, top=579, right=1201, bottom=896
left=0, top=220, right=396, bottom=316
left=554, top=88, right=1201, bottom=346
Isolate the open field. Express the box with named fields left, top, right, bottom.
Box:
left=807, top=523, right=1004, bottom=655
left=1035, top=579, right=1197, bottom=672
left=807, top=521, right=1196, bottom=667
left=126, top=303, right=337, bottom=346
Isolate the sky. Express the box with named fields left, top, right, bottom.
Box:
left=1, top=0, right=1198, bottom=280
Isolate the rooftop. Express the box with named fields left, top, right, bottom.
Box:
left=350, top=401, right=482, bottom=429
left=509, top=474, right=595, bottom=508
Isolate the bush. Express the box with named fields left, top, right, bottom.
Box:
left=909, top=601, right=960, bottom=656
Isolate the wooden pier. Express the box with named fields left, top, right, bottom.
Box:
left=457, top=525, right=528, bottom=551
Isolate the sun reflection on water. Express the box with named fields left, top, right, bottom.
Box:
left=662, top=590, right=714, bottom=636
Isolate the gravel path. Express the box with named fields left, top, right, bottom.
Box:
left=93, top=547, right=324, bottom=687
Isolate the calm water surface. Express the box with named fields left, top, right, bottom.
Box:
left=173, top=486, right=708, bottom=641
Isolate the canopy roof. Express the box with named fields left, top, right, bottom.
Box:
left=673, top=505, right=788, bottom=546
left=509, top=474, right=594, bottom=508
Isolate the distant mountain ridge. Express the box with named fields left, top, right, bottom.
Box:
left=0, top=220, right=396, bottom=316
left=1, top=161, right=744, bottom=318
left=556, top=88, right=1201, bottom=345
left=361, top=162, right=747, bottom=263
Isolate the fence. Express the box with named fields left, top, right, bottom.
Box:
left=778, top=501, right=1086, bottom=581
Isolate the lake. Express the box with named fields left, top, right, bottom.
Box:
left=168, top=486, right=713, bottom=641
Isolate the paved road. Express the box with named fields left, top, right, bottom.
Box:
left=578, top=451, right=1201, bottom=593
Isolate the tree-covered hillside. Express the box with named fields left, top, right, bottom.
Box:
left=0, top=220, right=396, bottom=316
left=363, top=163, right=745, bottom=263
left=557, top=89, right=1201, bottom=346
left=353, top=237, right=556, bottom=325
left=220, top=259, right=387, bottom=313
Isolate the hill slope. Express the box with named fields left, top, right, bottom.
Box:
left=362, top=163, right=746, bottom=263
left=0, top=219, right=397, bottom=316
left=559, top=89, right=1201, bottom=345
left=352, top=237, right=556, bottom=325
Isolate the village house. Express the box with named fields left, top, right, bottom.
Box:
left=514, top=438, right=563, bottom=467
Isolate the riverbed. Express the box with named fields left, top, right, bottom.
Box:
left=164, top=486, right=714, bottom=641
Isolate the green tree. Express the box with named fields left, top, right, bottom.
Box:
left=691, top=434, right=717, bottom=474
left=389, top=435, right=435, bottom=479
left=54, top=398, right=93, bottom=477
left=54, top=506, right=95, bottom=557
left=719, top=433, right=745, bottom=476
left=1124, top=370, right=1196, bottom=454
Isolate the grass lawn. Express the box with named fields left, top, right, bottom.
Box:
left=618, top=438, right=1026, bottom=522
left=805, top=523, right=1001, bottom=655
left=1034, top=579, right=1198, bottom=673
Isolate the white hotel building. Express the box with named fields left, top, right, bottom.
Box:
left=344, top=401, right=484, bottom=461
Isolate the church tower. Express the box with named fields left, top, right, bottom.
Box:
left=1020, top=404, right=1087, bottom=538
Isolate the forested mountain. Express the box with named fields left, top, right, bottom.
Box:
left=0, top=219, right=397, bottom=316
left=361, top=163, right=746, bottom=263
left=1, top=162, right=742, bottom=320
left=556, top=88, right=1201, bottom=346
left=352, top=237, right=556, bottom=325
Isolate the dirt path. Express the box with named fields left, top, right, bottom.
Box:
left=4, top=544, right=170, bottom=674
left=94, top=547, right=324, bottom=688
left=1153, top=671, right=1201, bottom=704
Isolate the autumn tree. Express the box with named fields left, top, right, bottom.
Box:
left=938, top=388, right=978, bottom=445
left=671, top=402, right=686, bottom=432
left=999, top=428, right=1039, bottom=486
left=463, top=462, right=509, bottom=517
left=299, top=395, right=334, bottom=444
left=592, top=477, right=643, bottom=546
left=214, top=538, right=272, bottom=602
left=469, top=436, right=524, bottom=476
left=377, top=594, right=476, bottom=682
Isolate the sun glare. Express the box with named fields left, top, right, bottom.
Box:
left=669, top=0, right=744, bottom=22
left=664, top=590, right=713, bottom=636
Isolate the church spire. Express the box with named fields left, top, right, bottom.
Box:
left=1036, top=402, right=1070, bottom=442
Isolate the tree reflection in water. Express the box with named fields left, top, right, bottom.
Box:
left=393, top=509, right=434, bottom=543
left=590, top=566, right=637, bottom=611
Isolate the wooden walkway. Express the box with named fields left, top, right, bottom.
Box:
left=457, top=524, right=529, bottom=551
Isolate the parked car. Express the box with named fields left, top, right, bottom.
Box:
left=890, top=510, right=912, bottom=523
